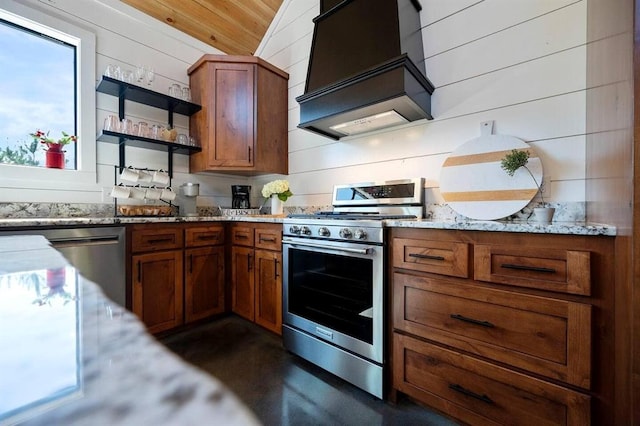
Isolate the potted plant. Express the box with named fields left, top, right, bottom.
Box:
left=30, top=129, right=77, bottom=169
left=261, top=179, right=293, bottom=215
left=500, top=149, right=554, bottom=223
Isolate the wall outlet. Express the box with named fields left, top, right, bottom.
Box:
left=102, top=187, right=113, bottom=203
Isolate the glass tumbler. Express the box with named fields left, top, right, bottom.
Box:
left=182, top=87, right=191, bottom=102
left=137, top=121, right=148, bottom=138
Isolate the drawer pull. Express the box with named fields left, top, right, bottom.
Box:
left=260, top=237, right=276, bottom=242
left=147, top=237, right=174, bottom=244
left=197, top=234, right=219, bottom=241
left=409, top=253, right=445, bottom=261
left=501, top=263, right=556, bottom=273
left=235, top=234, right=249, bottom=239
left=450, top=314, right=495, bottom=328
left=448, top=384, right=494, bottom=405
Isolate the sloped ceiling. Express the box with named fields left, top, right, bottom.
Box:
left=121, top=0, right=284, bottom=55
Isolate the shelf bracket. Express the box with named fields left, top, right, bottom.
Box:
left=168, top=148, right=174, bottom=179
left=167, top=103, right=174, bottom=129
left=118, top=140, right=126, bottom=172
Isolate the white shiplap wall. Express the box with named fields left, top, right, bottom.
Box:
left=253, top=0, right=588, bottom=208
left=2, top=0, right=251, bottom=207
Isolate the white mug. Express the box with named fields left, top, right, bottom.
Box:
left=129, top=186, right=146, bottom=199
left=110, top=185, right=130, bottom=199
left=120, top=167, right=139, bottom=183
left=152, top=170, right=170, bottom=185
left=160, top=187, right=176, bottom=202
left=145, top=186, right=162, bottom=200
left=137, top=170, right=153, bottom=183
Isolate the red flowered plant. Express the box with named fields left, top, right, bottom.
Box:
left=30, top=129, right=77, bottom=150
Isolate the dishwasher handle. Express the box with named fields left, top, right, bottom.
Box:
left=48, top=235, right=121, bottom=247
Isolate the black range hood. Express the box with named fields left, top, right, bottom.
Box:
left=296, top=0, right=434, bottom=140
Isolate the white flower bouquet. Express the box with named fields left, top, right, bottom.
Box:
left=261, top=179, right=293, bottom=202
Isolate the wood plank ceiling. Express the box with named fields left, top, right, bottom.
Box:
left=121, top=0, right=284, bottom=55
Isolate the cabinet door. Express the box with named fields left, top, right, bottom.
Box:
left=185, top=246, right=225, bottom=323
left=132, top=251, right=183, bottom=334
left=254, top=249, right=282, bottom=335
left=209, top=62, right=255, bottom=168
left=231, top=245, right=255, bottom=321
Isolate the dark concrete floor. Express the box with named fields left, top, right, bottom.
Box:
left=161, top=316, right=459, bottom=426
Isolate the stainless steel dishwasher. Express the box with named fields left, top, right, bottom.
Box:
left=0, top=226, right=126, bottom=307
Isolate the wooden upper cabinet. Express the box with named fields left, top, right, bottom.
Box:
left=188, top=54, right=289, bottom=175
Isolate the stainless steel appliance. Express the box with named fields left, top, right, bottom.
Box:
left=0, top=226, right=126, bottom=306
left=179, top=183, right=199, bottom=217
left=282, top=178, right=423, bottom=399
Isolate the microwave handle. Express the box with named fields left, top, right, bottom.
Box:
left=286, top=241, right=372, bottom=255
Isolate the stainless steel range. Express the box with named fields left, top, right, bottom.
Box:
left=282, top=178, right=423, bottom=399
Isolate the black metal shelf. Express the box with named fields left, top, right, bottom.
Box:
left=96, top=76, right=201, bottom=117
left=98, top=130, right=202, bottom=155
left=96, top=75, right=203, bottom=177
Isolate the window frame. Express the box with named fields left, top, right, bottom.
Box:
left=0, top=1, right=96, bottom=194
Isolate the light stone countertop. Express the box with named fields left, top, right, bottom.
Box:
left=0, top=235, right=259, bottom=425
left=0, top=215, right=616, bottom=236
left=385, top=218, right=617, bottom=236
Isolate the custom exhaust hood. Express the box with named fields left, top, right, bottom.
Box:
left=296, top=0, right=435, bottom=140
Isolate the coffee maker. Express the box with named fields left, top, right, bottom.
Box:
left=232, top=185, right=251, bottom=209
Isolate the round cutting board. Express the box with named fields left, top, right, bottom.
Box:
left=439, top=134, right=543, bottom=220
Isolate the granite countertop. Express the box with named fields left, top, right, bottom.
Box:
left=0, top=235, right=258, bottom=425
left=385, top=218, right=617, bottom=236
left=0, top=215, right=616, bottom=236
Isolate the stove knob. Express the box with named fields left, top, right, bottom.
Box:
left=339, top=228, right=353, bottom=239
left=318, top=227, right=331, bottom=237
left=354, top=229, right=367, bottom=240
left=301, top=226, right=312, bottom=236
left=289, top=225, right=300, bottom=234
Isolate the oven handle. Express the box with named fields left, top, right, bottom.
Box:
left=284, top=241, right=373, bottom=255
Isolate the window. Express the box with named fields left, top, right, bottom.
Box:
left=0, top=1, right=96, bottom=194
left=0, top=18, right=77, bottom=169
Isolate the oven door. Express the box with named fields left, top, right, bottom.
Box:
left=282, top=236, right=384, bottom=364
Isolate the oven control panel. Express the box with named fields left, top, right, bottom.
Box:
left=284, top=221, right=383, bottom=244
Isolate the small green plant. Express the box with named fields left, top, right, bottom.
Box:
left=0, top=139, right=40, bottom=166
left=500, top=149, right=546, bottom=206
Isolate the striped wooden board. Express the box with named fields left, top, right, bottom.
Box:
left=440, top=134, right=543, bottom=220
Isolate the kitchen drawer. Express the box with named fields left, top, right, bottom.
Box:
left=393, top=237, right=469, bottom=278
left=393, top=273, right=591, bottom=388
left=131, top=226, right=183, bottom=253
left=254, top=226, right=281, bottom=251
left=231, top=225, right=255, bottom=246
left=185, top=225, right=224, bottom=247
left=474, top=244, right=591, bottom=295
left=393, top=334, right=591, bottom=426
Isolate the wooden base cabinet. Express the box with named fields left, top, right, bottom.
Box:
left=390, top=228, right=616, bottom=425
left=130, top=224, right=225, bottom=333
left=132, top=250, right=183, bottom=334
left=230, top=223, right=282, bottom=334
